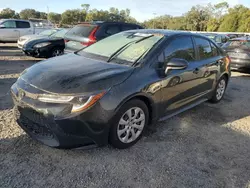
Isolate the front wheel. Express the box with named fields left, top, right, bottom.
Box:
left=51, top=48, right=63, bottom=57
left=109, top=99, right=149, bottom=149
left=209, top=75, right=228, bottom=103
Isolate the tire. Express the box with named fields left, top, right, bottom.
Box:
left=51, top=48, right=63, bottom=57
left=209, top=75, right=228, bottom=103
left=109, top=99, right=149, bottom=149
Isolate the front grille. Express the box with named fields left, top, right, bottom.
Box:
left=15, top=107, right=54, bottom=139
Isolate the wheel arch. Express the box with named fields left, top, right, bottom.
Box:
left=115, top=93, right=156, bottom=125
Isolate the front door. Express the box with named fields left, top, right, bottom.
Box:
left=0, top=20, right=19, bottom=41
left=159, top=35, right=208, bottom=116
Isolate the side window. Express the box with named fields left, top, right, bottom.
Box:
left=210, top=42, right=218, bottom=56
left=16, top=21, right=30, bottom=28
left=105, top=25, right=120, bottom=36
left=215, top=36, right=222, bottom=43
left=164, top=36, right=195, bottom=62
left=121, top=24, right=137, bottom=31
left=2, top=21, right=16, bottom=28
left=194, top=37, right=213, bottom=60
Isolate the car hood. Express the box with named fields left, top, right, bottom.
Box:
left=24, top=36, right=53, bottom=46
left=20, top=34, right=44, bottom=41
left=20, top=53, right=133, bottom=94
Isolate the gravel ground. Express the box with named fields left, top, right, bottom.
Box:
left=0, top=43, right=250, bottom=188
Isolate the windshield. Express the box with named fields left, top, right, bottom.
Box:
left=78, top=32, right=163, bottom=65
left=39, top=29, right=58, bottom=36
left=50, top=29, right=69, bottom=38
left=222, top=40, right=250, bottom=48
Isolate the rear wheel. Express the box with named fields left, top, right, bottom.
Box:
left=209, top=75, right=228, bottom=103
left=109, top=99, right=149, bottom=149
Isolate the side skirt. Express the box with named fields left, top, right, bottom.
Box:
left=159, top=98, right=208, bottom=122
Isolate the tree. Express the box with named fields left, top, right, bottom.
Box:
left=185, top=5, right=211, bottom=31
left=20, top=9, right=38, bottom=19
left=218, top=13, right=238, bottom=32
left=0, top=8, right=16, bottom=19
left=61, top=9, right=85, bottom=25
left=207, top=18, right=220, bottom=31
left=81, top=4, right=90, bottom=21
left=38, top=12, right=47, bottom=19
left=48, top=12, right=61, bottom=24
left=213, top=2, right=229, bottom=18
left=218, top=5, right=250, bottom=32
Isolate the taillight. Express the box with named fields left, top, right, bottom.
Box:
left=64, top=39, right=69, bottom=43
left=81, top=26, right=99, bottom=46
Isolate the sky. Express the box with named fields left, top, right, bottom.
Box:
left=1, top=0, right=250, bottom=22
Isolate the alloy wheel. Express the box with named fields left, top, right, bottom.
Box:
left=216, top=79, right=226, bottom=100
left=117, top=107, right=145, bottom=144
left=52, top=49, right=62, bottom=57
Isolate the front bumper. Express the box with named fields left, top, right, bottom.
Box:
left=22, top=46, right=51, bottom=58
left=11, top=81, right=112, bottom=149
left=14, top=106, right=99, bottom=148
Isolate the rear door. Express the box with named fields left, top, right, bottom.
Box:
left=193, top=36, right=222, bottom=93
left=15, top=21, right=32, bottom=37
left=0, top=20, right=19, bottom=41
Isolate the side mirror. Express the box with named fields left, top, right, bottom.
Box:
left=0, top=24, right=6, bottom=28
left=165, top=58, right=188, bottom=75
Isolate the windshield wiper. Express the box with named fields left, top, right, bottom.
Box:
left=107, top=35, right=154, bottom=63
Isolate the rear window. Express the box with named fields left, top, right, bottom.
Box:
left=66, top=25, right=96, bottom=37
left=222, top=40, right=250, bottom=48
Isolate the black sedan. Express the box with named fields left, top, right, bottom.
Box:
left=22, top=29, right=68, bottom=58
left=222, top=37, right=250, bottom=70
left=11, top=30, right=231, bottom=149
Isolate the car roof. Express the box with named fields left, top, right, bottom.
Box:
left=230, top=37, right=250, bottom=41
left=77, top=21, right=141, bottom=26
left=123, top=29, right=205, bottom=37
left=0, top=19, right=30, bottom=22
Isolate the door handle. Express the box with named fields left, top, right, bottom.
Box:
left=193, top=68, right=199, bottom=74
left=13, top=30, right=19, bottom=32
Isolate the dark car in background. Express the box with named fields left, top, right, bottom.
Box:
left=22, top=29, right=69, bottom=58
left=222, top=37, right=250, bottom=70
left=204, top=33, right=229, bottom=47
left=18, top=29, right=60, bottom=49
left=64, top=21, right=143, bottom=53
left=226, top=34, right=238, bottom=39
left=11, top=30, right=230, bottom=149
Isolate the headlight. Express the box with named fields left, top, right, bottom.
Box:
left=37, top=91, right=106, bottom=113
left=37, top=95, right=74, bottom=103
left=34, top=42, right=51, bottom=48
